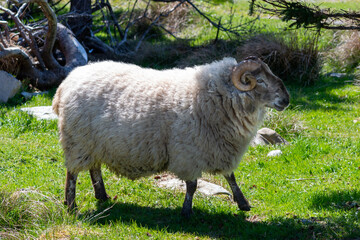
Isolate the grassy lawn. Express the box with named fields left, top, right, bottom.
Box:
left=1, top=67, right=359, bottom=240
left=1, top=0, right=360, bottom=239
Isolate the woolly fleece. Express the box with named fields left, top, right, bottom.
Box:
left=53, top=58, right=271, bottom=181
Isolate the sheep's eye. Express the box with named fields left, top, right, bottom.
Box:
left=257, top=78, right=264, bottom=83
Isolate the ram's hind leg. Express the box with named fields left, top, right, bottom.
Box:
left=181, top=180, right=197, bottom=218
left=64, top=170, right=78, bottom=210
left=90, top=167, right=110, bottom=201
left=224, top=172, right=251, bottom=211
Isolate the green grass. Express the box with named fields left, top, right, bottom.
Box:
left=1, top=73, right=360, bottom=240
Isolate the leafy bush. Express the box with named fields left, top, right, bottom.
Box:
left=326, top=31, right=360, bottom=73
left=236, top=33, right=320, bottom=85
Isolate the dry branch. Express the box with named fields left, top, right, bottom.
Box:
left=251, top=0, right=360, bottom=30
left=134, top=0, right=185, bottom=52
left=84, top=0, right=259, bottom=57
left=0, top=0, right=87, bottom=90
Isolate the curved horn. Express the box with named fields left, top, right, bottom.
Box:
left=244, top=55, right=260, bottom=61
left=231, top=59, right=260, bottom=91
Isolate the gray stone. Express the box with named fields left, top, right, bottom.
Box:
left=20, top=106, right=58, bottom=120
left=156, top=175, right=231, bottom=196
left=21, top=91, right=49, bottom=100
left=300, top=219, right=313, bottom=224
left=267, top=149, right=282, bottom=157
left=197, top=179, right=231, bottom=196
left=328, top=73, right=347, bottom=78
left=251, top=133, right=270, bottom=146
left=0, top=71, right=22, bottom=103
left=251, top=128, right=288, bottom=146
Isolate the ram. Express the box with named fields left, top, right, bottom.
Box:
left=53, top=56, right=290, bottom=217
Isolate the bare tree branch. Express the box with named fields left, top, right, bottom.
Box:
left=15, top=3, right=28, bottom=18
left=0, top=21, right=10, bottom=47
left=0, top=21, right=11, bottom=42
left=0, top=4, right=46, bottom=69
left=155, top=23, right=178, bottom=39
left=251, top=0, right=360, bottom=30
left=11, top=0, right=62, bottom=68
left=54, top=0, right=70, bottom=14
left=134, top=0, right=185, bottom=51
left=1, top=0, right=87, bottom=90
left=92, top=0, right=124, bottom=38
left=115, top=0, right=143, bottom=48
left=35, top=0, right=62, bottom=69
left=0, top=46, right=43, bottom=79
left=185, top=0, right=241, bottom=36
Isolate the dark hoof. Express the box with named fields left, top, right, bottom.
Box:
left=239, top=204, right=251, bottom=211
left=64, top=200, right=77, bottom=212
left=66, top=205, right=78, bottom=213
left=96, top=194, right=110, bottom=202
left=181, top=209, right=193, bottom=219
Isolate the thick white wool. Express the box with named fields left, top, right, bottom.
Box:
left=53, top=58, right=265, bottom=181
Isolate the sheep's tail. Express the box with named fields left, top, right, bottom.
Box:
left=52, top=86, right=62, bottom=116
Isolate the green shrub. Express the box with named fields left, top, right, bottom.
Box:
left=236, top=33, right=320, bottom=85
left=326, top=31, right=360, bottom=73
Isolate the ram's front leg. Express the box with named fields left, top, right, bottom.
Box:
left=181, top=179, right=197, bottom=218
left=224, top=172, right=251, bottom=211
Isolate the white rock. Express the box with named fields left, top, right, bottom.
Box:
left=0, top=71, right=22, bottom=103
left=158, top=178, right=185, bottom=190
left=267, top=150, right=282, bottom=157
left=251, top=128, right=288, bottom=146
left=300, top=219, right=313, bottom=224
left=21, top=91, right=49, bottom=100
left=20, top=106, right=58, bottom=120
left=157, top=177, right=231, bottom=196
left=329, top=73, right=346, bottom=78
left=197, top=179, right=231, bottom=196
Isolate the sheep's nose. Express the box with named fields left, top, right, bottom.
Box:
left=276, top=98, right=289, bottom=108
left=281, top=98, right=290, bottom=107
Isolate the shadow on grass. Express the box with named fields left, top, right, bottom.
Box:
left=310, top=189, right=360, bottom=211
left=287, top=75, right=357, bottom=112
left=308, top=189, right=360, bottom=239
left=80, top=201, right=323, bottom=239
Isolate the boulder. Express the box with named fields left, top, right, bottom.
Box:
left=21, top=91, right=49, bottom=100
left=251, top=127, right=288, bottom=146
left=156, top=175, right=231, bottom=196
left=20, top=106, right=58, bottom=120
left=0, top=71, right=22, bottom=103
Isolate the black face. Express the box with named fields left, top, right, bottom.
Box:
left=252, top=64, right=290, bottom=111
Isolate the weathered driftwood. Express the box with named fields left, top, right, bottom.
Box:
left=0, top=0, right=87, bottom=90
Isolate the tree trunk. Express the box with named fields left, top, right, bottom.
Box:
left=68, top=0, right=92, bottom=40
